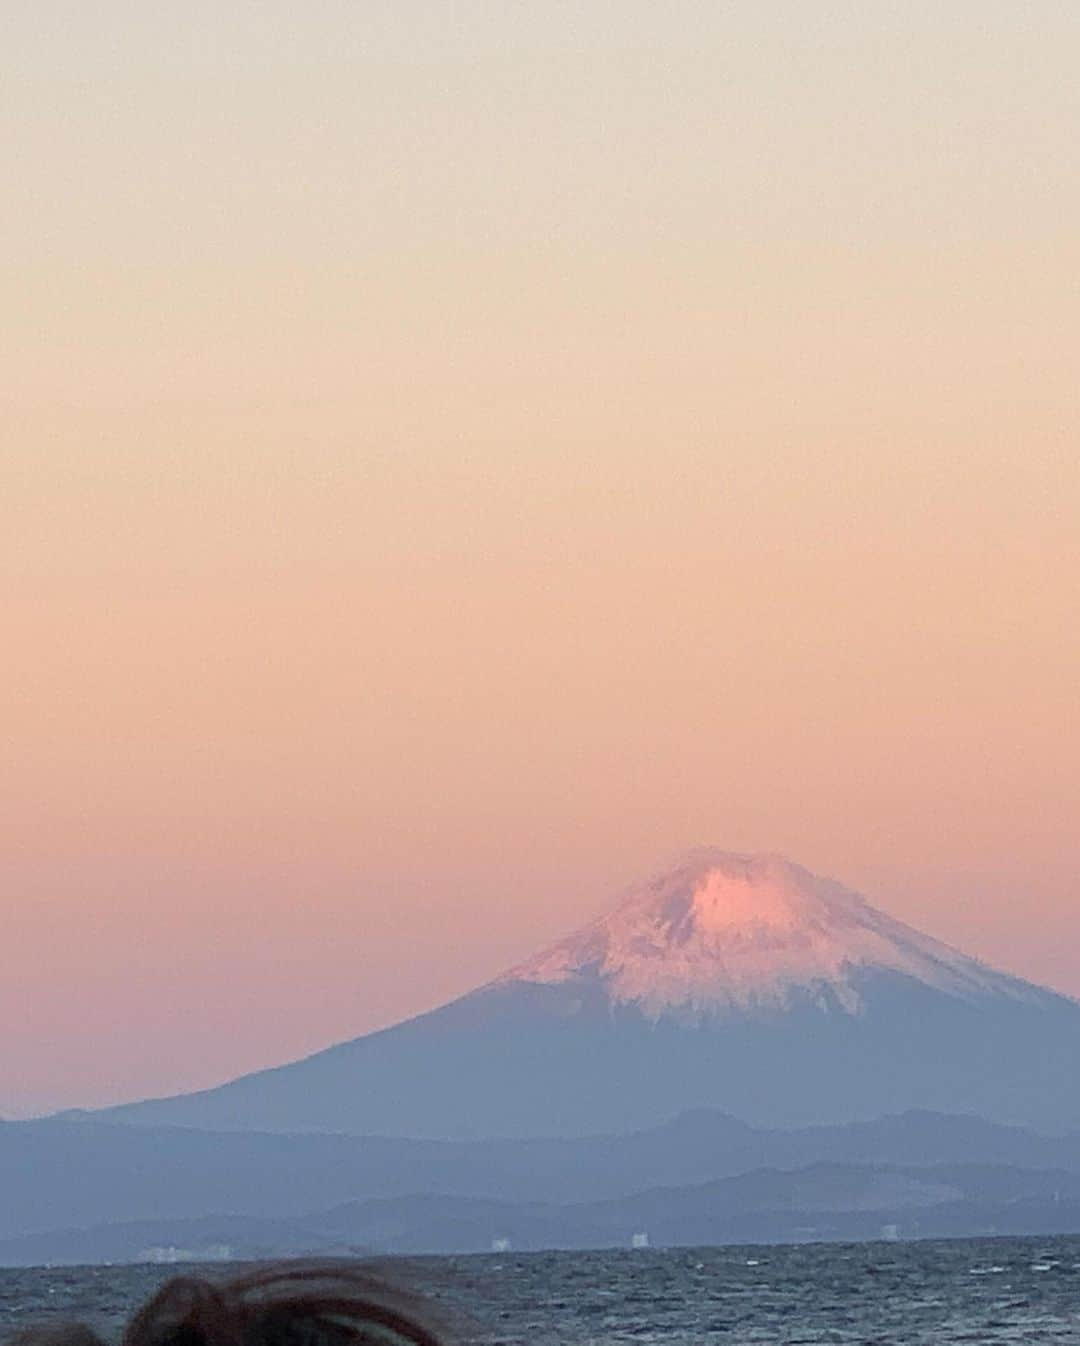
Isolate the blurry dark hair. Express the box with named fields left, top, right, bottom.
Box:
left=8, top=1264, right=448, bottom=1346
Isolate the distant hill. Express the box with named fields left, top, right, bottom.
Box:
left=4, top=1161, right=1080, bottom=1264
left=4, top=1108, right=1080, bottom=1247
left=84, top=853, right=1080, bottom=1137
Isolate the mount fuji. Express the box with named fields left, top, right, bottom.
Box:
left=92, top=851, right=1080, bottom=1138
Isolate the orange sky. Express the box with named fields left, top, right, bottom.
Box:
left=3, top=2, right=1078, bottom=1117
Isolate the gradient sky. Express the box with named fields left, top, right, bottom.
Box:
left=4, top=2, right=1079, bottom=1118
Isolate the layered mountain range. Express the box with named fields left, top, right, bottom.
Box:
left=5, top=1107, right=1080, bottom=1261
left=89, top=851, right=1080, bottom=1137
left=6, top=1153, right=1080, bottom=1264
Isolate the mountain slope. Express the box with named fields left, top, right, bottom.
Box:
left=91, top=852, right=1080, bottom=1137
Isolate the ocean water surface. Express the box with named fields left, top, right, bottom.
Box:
left=2, top=1237, right=1080, bottom=1345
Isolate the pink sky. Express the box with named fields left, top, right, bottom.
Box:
left=3, top=2, right=1078, bottom=1117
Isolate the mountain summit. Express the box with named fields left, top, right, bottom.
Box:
left=92, top=852, right=1080, bottom=1138
left=502, top=850, right=1025, bottom=1020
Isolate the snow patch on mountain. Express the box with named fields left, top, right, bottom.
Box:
left=500, top=850, right=1033, bottom=1020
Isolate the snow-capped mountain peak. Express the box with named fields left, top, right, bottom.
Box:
left=501, top=849, right=1026, bottom=1019
left=94, top=848, right=1080, bottom=1137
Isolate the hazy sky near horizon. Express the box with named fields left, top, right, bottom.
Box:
left=4, top=2, right=1079, bottom=1117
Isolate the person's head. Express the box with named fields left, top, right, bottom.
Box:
left=8, top=1264, right=447, bottom=1346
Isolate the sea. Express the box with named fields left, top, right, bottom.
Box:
left=2, top=1237, right=1080, bottom=1345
